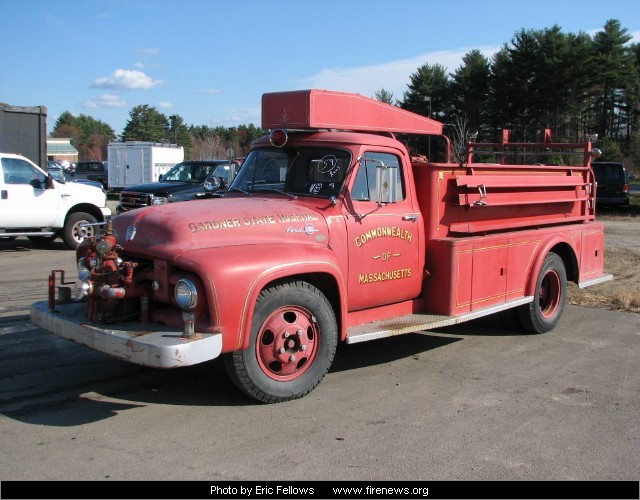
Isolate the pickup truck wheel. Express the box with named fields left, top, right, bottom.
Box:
left=225, top=280, right=338, bottom=403
left=63, top=212, right=98, bottom=250
left=517, top=252, right=567, bottom=334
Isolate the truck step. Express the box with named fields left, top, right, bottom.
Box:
left=345, top=296, right=533, bottom=344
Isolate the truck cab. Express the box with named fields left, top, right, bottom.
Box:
left=229, top=130, right=425, bottom=311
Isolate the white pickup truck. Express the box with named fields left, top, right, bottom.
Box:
left=0, top=152, right=111, bottom=249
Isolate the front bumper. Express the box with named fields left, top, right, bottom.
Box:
left=30, top=301, right=222, bottom=368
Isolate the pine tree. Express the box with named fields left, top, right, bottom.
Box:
left=450, top=50, right=490, bottom=133
left=122, top=105, right=168, bottom=142
left=591, top=19, right=636, bottom=141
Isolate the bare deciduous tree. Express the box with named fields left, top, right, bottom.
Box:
left=450, top=115, right=471, bottom=164
left=191, top=132, right=224, bottom=160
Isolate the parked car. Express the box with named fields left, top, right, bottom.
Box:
left=116, top=159, right=242, bottom=213
left=47, top=164, right=105, bottom=192
left=0, top=153, right=111, bottom=248
left=75, top=161, right=108, bottom=190
left=592, top=161, right=630, bottom=209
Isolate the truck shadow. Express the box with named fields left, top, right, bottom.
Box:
left=0, top=237, right=71, bottom=252
left=332, top=307, right=524, bottom=373
left=1, top=313, right=522, bottom=427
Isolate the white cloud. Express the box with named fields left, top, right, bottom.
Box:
left=134, top=61, right=145, bottom=68
left=91, top=69, right=164, bottom=90
left=194, top=88, right=223, bottom=95
left=135, top=48, right=159, bottom=56
left=83, top=94, right=127, bottom=109
left=299, top=46, right=499, bottom=99
left=157, top=101, right=173, bottom=109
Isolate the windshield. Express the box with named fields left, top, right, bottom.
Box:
left=161, top=162, right=222, bottom=183
left=48, top=168, right=67, bottom=183
left=230, top=147, right=351, bottom=197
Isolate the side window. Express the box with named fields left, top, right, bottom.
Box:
left=351, top=152, right=404, bottom=202
left=2, top=158, right=47, bottom=186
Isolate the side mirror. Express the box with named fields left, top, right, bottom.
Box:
left=375, top=163, right=398, bottom=204
left=31, top=176, right=52, bottom=190
left=203, top=175, right=222, bottom=193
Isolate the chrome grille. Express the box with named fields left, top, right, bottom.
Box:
left=119, top=191, right=154, bottom=211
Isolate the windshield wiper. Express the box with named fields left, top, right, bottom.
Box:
left=253, top=188, right=297, bottom=199
left=227, top=187, right=251, bottom=195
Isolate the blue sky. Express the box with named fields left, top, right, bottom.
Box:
left=2, top=0, right=639, bottom=136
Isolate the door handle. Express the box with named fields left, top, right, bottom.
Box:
left=402, top=215, right=418, bottom=222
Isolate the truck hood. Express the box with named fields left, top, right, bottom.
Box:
left=122, top=181, right=199, bottom=195
left=112, top=196, right=330, bottom=258
left=55, top=179, right=107, bottom=204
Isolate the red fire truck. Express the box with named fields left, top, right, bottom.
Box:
left=31, top=89, right=612, bottom=403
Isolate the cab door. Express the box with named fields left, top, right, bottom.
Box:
left=342, top=151, right=424, bottom=311
left=0, top=157, right=59, bottom=228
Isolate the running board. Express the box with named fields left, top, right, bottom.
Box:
left=579, top=273, right=613, bottom=289
left=346, top=296, right=534, bottom=344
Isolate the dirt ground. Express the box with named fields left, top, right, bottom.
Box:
left=568, top=214, right=640, bottom=313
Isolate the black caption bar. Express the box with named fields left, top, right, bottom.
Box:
left=1, top=480, right=638, bottom=500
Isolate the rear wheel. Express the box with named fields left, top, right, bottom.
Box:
left=517, top=252, right=567, bottom=333
left=225, top=280, right=338, bottom=403
left=63, top=212, right=98, bottom=250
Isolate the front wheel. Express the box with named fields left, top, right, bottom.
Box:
left=517, top=252, right=567, bottom=334
left=63, top=212, right=98, bottom=250
left=225, top=280, right=338, bottom=403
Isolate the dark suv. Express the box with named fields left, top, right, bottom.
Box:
left=75, top=161, right=108, bottom=190
left=592, top=162, right=629, bottom=209
left=116, top=159, right=242, bottom=213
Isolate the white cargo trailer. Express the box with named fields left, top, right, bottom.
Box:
left=107, top=142, right=184, bottom=190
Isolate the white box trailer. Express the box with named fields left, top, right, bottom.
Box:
left=107, top=142, right=184, bottom=190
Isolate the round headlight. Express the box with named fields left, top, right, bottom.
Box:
left=174, top=278, right=198, bottom=310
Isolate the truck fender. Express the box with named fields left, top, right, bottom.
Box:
left=524, top=236, right=578, bottom=296
left=238, top=254, right=347, bottom=352
left=175, top=244, right=347, bottom=353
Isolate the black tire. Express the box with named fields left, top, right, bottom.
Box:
left=517, top=252, right=567, bottom=334
left=28, top=235, right=58, bottom=245
left=225, top=280, right=338, bottom=403
left=63, top=212, right=98, bottom=250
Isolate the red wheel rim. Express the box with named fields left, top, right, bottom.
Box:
left=255, top=306, right=319, bottom=381
left=539, top=269, right=561, bottom=319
